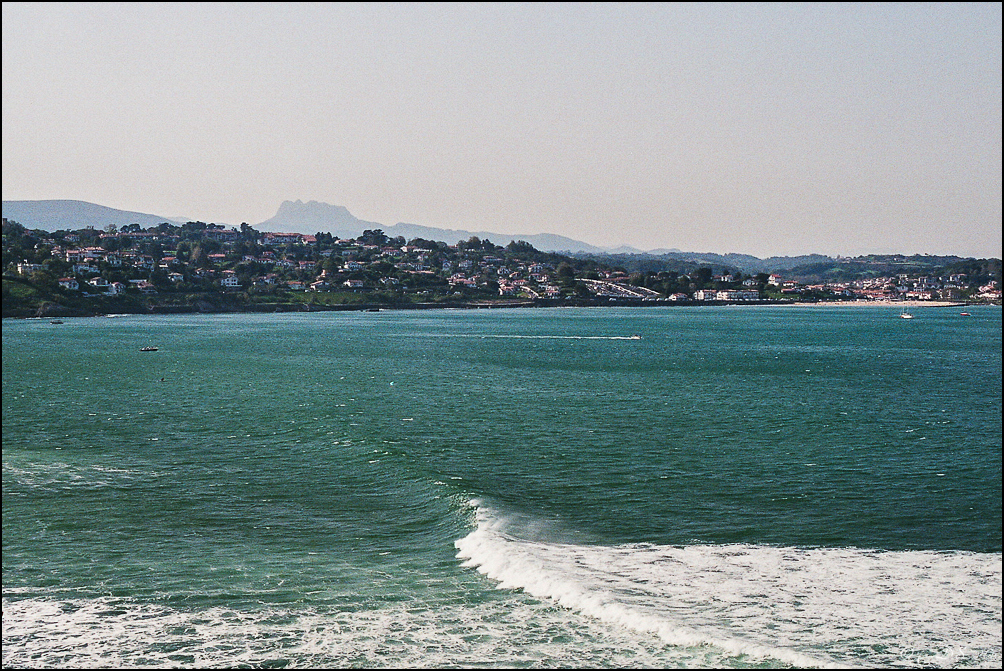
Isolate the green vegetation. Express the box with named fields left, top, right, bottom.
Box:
left=2, top=217, right=1000, bottom=318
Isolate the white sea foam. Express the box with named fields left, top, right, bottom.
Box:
left=2, top=592, right=725, bottom=669
left=454, top=500, right=1003, bottom=669
left=2, top=461, right=162, bottom=491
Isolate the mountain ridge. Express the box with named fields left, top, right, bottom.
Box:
left=258, top=199, right=615, bottom=254
left=2, top=199, right=187, bottom=230
left=5, top=199, right=995, bottom=272
left=1, top=199, right=617, bottom=254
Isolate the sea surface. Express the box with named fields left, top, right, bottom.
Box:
left=3, top=305, right=1001, bottom=668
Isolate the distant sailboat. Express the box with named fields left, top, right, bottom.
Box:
left=899, top=307, right=914, bottom=319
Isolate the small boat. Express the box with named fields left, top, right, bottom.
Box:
left=899, top=308, right=914, bottom=319
left=139, top=346, right=159, bottom=352
left=49, top=320, right=64, bottom=324
left=960, top=312, right=972, bottom=316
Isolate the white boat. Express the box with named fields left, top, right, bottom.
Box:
left=899, top=308, right=914, bottom=319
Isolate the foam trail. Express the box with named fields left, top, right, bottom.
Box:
left=455, top=500, right=1002, bottom=669
left=1, top=593, right=723, bottom=668
left=436, top=334, right=643, bottom=340
left=394, top=333, right=645, bottom=341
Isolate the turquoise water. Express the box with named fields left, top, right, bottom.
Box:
left=3, top=305, right=1001, bottom=668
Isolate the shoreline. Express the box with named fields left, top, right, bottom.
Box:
left=4, top=298, right=990, bottom=320
left=781, top=300, right=969, bottom=308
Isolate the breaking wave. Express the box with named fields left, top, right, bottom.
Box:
left=455, top=499, right=1002, bottom=669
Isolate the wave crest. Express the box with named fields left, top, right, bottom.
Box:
left=455, top=500, right=1002, bottom=668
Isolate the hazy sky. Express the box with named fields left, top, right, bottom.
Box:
left=3, top=2, right=1001, bottom=257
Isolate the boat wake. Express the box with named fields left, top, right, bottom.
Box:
left=468, top=334, right=642, bottom=340
left=455, top=499, right=1002, bottom=669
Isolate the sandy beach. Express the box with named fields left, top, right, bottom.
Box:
left=786, top=300, right=970, bottom=308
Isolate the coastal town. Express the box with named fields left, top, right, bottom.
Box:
left=2, top=218, right=1001, bottom=316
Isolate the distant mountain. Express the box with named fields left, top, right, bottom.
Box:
left=385, top=222, right=611, bottom=254
left=569, top=250, right=996, bottom=278
left=20, top=199, right=978, bottom=273
left=257, top=199, right=609, bottom=253
left=257, top=200, right=381, bottom=238
left=602, top=245, right=648, bottom=255
left=1, top=198, right=610, bottom=253
left=2, top=199, right=181, bottom=231
left=571, top=250, right=831, bottom=273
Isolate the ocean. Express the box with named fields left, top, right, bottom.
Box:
left=2, top=305, right=1001, bottom=668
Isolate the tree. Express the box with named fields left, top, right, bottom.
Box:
left=361, top=229, right=388, bottom=247
left=139, top=241, right=164, bottom=262
left=2, top=218, right=26, bottom=237
left=693, top=267, right=713, bottom=288
left=408, top=237, right=443, bottom=250
left=77, top=228, right=101, bottom=246
left=507, top=240, right=538, bottom=254
left=149, top=267, right=171, bottom=289
left=556, top=262, right=576, bottom=283
left=100, top=236, right=122, bottom=253
left=240, top=222, right=259, bottom=240
left=324, top=255, right=342, bottom=274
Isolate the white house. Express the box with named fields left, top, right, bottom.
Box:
left=716, top=289, right=760, bottom=301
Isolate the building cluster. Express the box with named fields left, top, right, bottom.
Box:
left=12, top=229, right=592, bottom=300
left=8, top=224, right=1001, bottom=304
left=768, top=273, right=1001, bottom=303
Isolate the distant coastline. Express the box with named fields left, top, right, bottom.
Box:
left=3, top=213, right=1000, bottom=319
left=2, top=297, right=979, bottom=321
left=782, top=299, right=967, bottom=308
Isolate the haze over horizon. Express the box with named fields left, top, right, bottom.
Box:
left=3, top=3, right=1001, bottom=259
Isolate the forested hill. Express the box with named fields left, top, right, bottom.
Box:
left=571, top=251, right=1001, bottom=282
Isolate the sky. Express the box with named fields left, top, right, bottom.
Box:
left=3, top=2, right=1001, bottom=258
